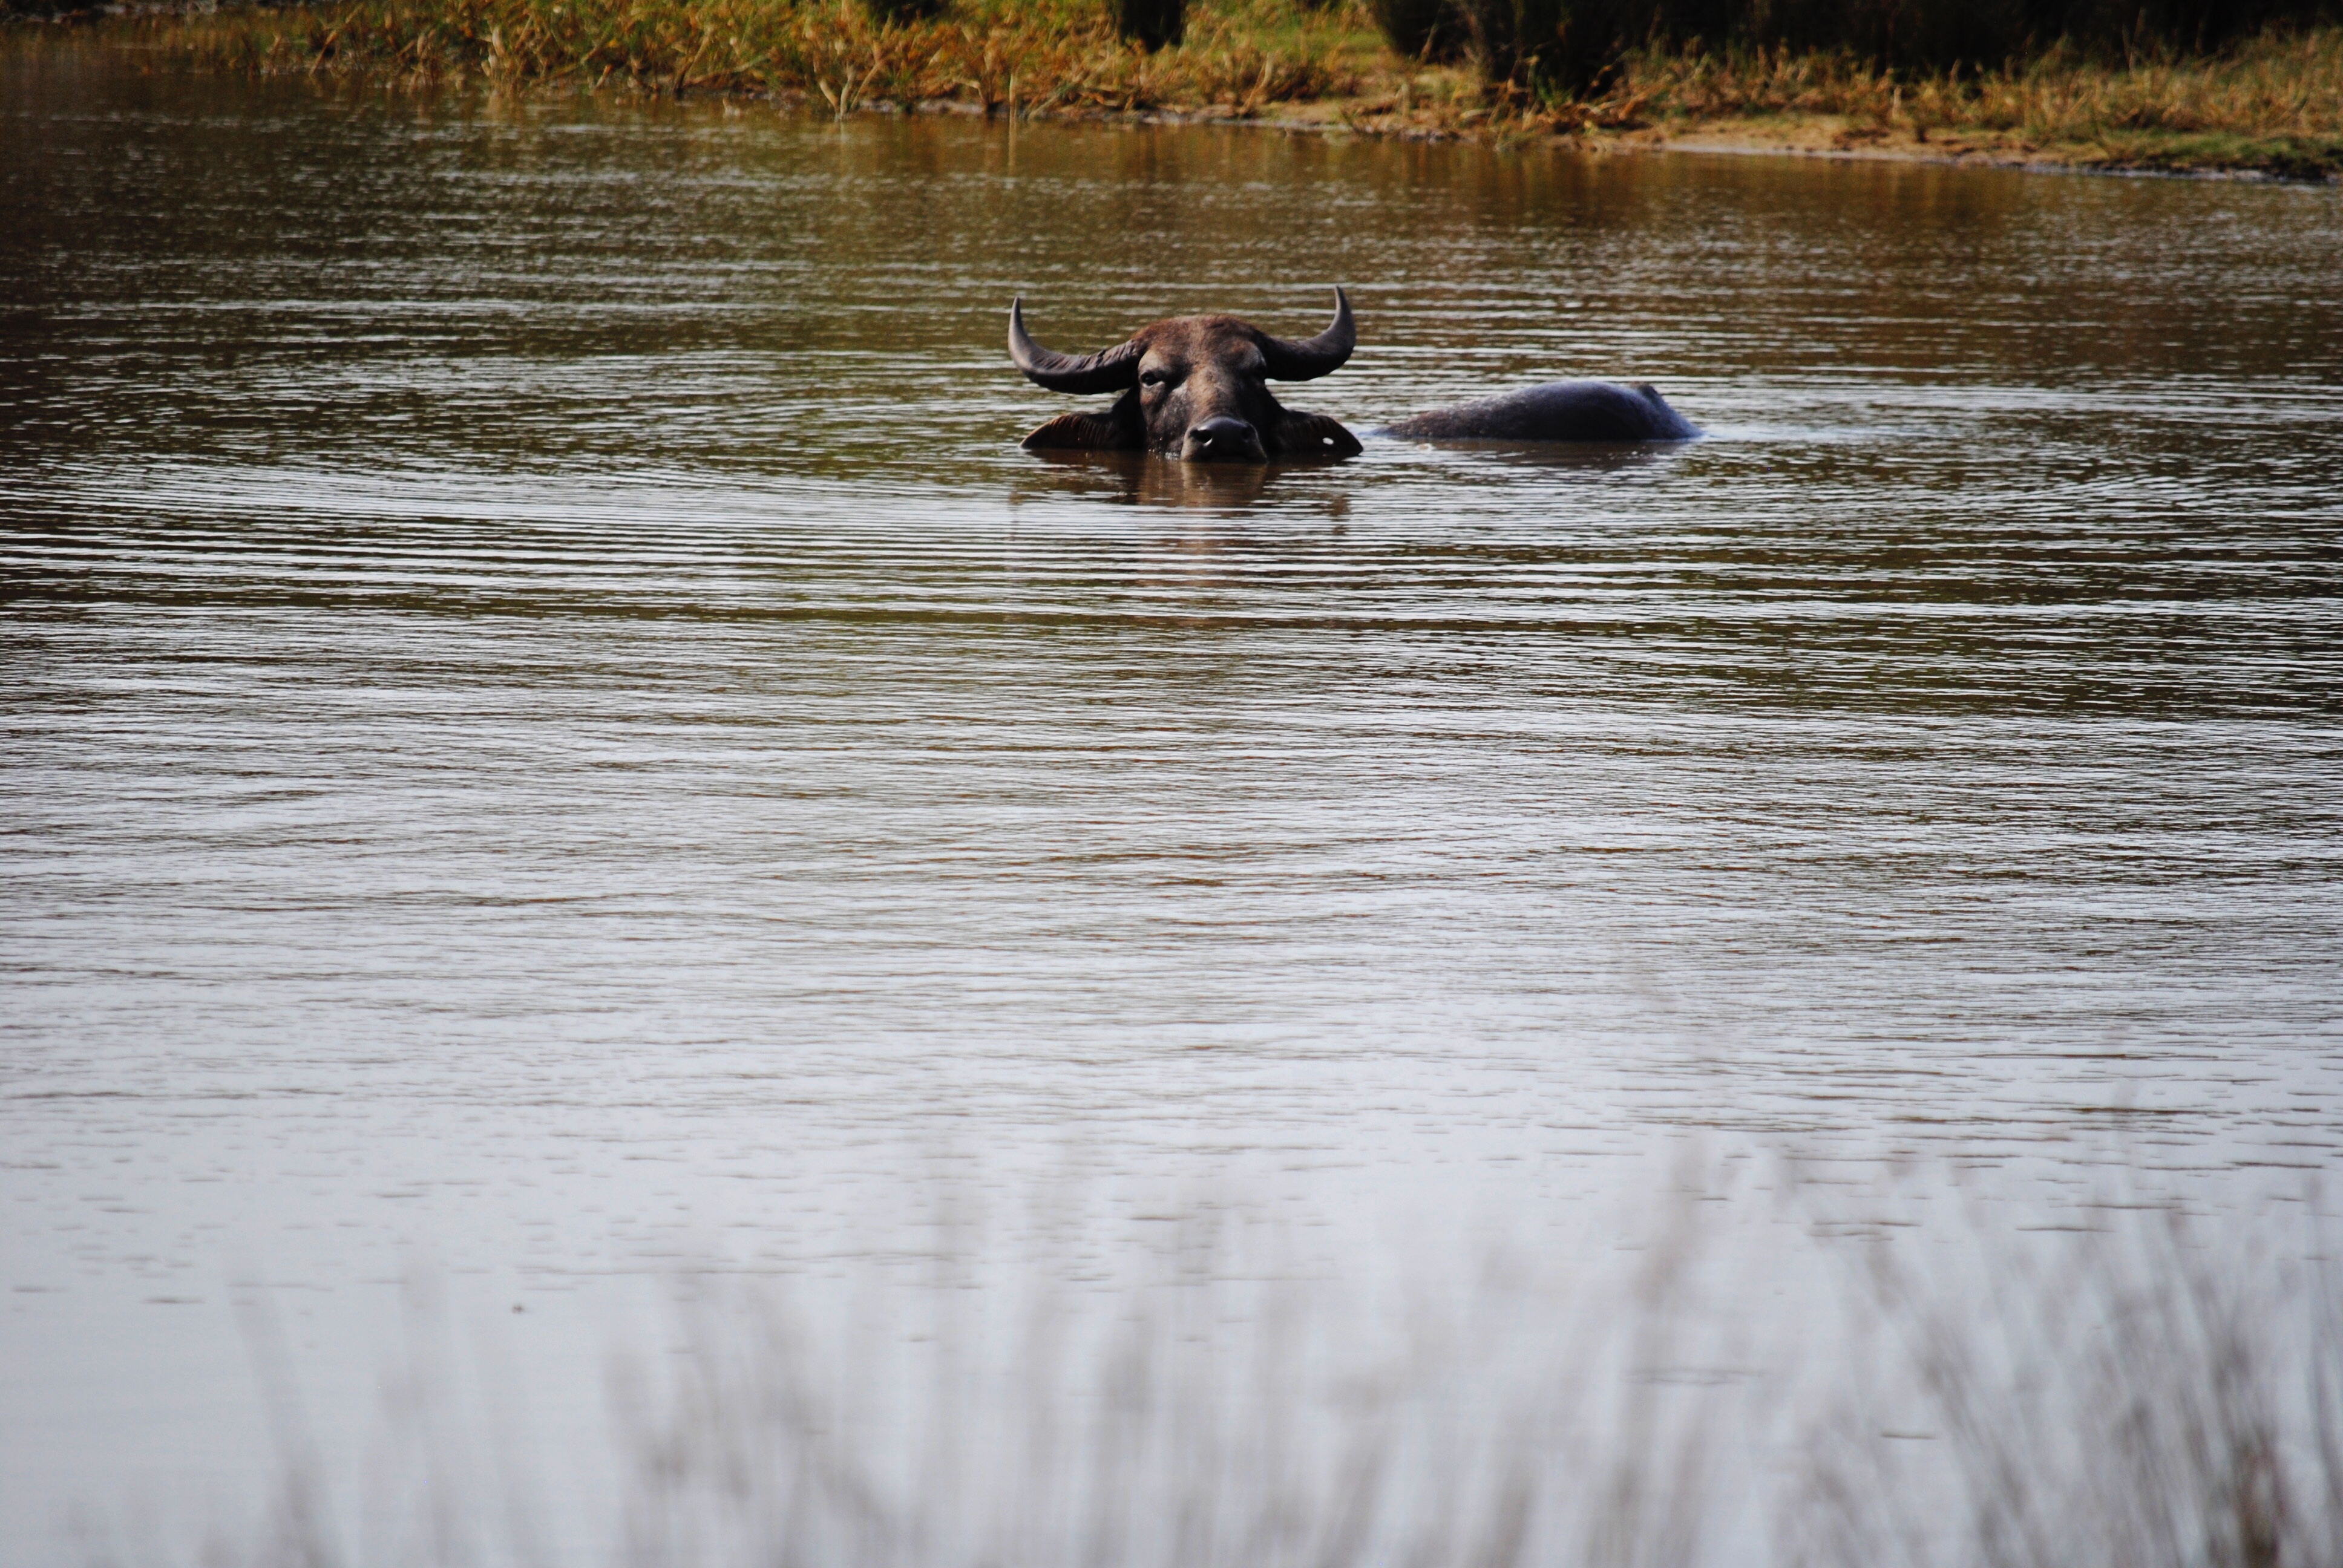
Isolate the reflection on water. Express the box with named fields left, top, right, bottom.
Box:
left=1025, top=442, right=1679, bottom=511
left=1025, top=448, right=1299, bottom=510
left=2, top=38, right=2341, bottom=1566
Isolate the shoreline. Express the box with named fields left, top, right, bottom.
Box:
left=1230, top=102, right=2343, bottom=181
left=9, top=4, right=2341, bottom=183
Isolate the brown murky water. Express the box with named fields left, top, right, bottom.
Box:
left=4, top=40, right=2341, bottom=1565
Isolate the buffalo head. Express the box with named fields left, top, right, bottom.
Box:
left=1009, top=289, right=1364, bottom=463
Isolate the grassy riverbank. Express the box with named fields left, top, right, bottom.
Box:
left=15, top=0, right=2343, bottom=176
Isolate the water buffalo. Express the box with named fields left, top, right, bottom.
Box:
left=1011, top=290, right=1363, bottom=462
left=1007, top=287, right=1697, bottom=460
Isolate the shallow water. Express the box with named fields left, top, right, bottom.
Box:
left=4, top=42, right=2341, bottom=1565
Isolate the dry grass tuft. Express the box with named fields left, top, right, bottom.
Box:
left=111, top=0, right=1374, bottom=119
left=1796, top=1192, right=2343, bottom=1568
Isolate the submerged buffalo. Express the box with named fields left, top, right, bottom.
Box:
left=1008, top=286, right=1697, bottom=462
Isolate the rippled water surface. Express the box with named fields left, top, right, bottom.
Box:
left=4, top=42, right=2341, bottom=1563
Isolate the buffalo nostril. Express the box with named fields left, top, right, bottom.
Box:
left=1180, top=415, right=1267, bottom=464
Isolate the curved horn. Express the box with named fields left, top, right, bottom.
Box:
left=1258, top=286, right=1355, bottom=381
left=1008, top=298, right=1145, bottom=394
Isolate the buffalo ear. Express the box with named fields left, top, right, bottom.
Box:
left=1021, top=411, right=1138, bottom=451
left=1276, top=411, right=1362, bottom=459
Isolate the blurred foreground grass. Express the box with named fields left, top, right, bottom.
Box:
left=14, top=0, right=2343, bottom=176
left=99, top=1165, right=2343, bottom=1568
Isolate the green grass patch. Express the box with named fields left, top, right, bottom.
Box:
left=2073, top=128, right=2343, bottom=176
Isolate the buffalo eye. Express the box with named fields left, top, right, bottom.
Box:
left=1139, top=369, right=1168, bottom=388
